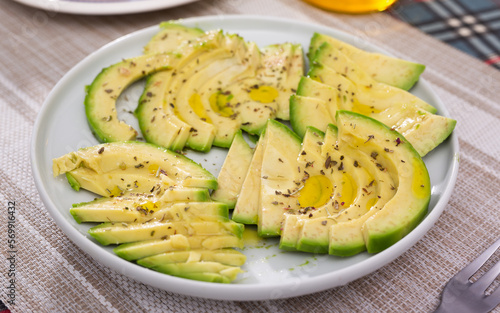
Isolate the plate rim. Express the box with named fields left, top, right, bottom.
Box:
left=30, top=14, right=460, bottom=301
left=13, top=0, right=199, bottom=15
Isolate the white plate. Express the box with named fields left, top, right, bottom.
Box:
left=31, top=15, right=459, bottom=301
left=13, top=0, right=199, bottom=15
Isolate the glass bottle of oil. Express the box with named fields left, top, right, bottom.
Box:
left=303, top=0, right=398, bottom=14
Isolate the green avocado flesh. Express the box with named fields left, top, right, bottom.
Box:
left=211, top=130, right=253, bottom=208
left=52, top=141, right=217, bottom=195
left=232, top=112, right=430, bottom=256
left=61, top=24, right=453, bottom=283
left=309, top=33, right=425, bottom=90
left=85, top=54, right=172, bottom=143
left=87, top=22, right=304, bottom=152
left=291, top=41, right=456, bottom=157
left=53, top=141, right=246, bottom=283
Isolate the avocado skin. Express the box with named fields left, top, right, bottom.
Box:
left=365, top=196, right=429, bottom=254
left=65, top=173, right=80, bottom=191
left=296, top=239, right=329, bottom=254
left=276, top=111, right=431, bottom=256
left=328, top=243, right=366, bottom=257
left=84, top=55, right=172, bottom=143
left=154, top=269, right=231, bottom=284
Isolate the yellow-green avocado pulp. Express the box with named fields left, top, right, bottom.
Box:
left=231, top=112, right=431, bottom=256
left=52, top=141, right=247, bottom=283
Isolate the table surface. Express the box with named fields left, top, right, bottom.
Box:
left=1, top=0, right=500, bottom=312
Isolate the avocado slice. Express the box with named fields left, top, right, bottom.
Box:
left=259, top=43, right=304, bottom=120
left=89, top=217, right=244, bottom=246
left=290, top=94, right=333, bottom=139
left=143, top=22, right=204, bottom=55
left=277, top=125, right=375, bottom=253
left=114, top=234, right=243, bottom=261
left=86, top=22, right=304, bottom=152
left=85, top=54, right=173, bottom=143
left=162, top=32, right=257, bottom=151
left=52, top=141, right=217, bottom=196
left=137, top=24, right=209, bottom=151
left=232, top=129, right=267, bottom=225
left=135, top=71, right=192, bottom=152
left=292, top=125, right=394, bottom=254
left=211, top=130, right=254, bottom=208
left=268, top=112, right=429, bottom=256
left=137, top=248, right=246, bottom=267
left=308, top=62, right=436, bottom=114
left=291, top=43, right=456, bottom=156
left=258, top=120, right=302, bottom=237
left=71, top=198, right=228, bottom=224
left=279, top=127, right=327, bottom=251
left=150, top=262, right=243, bottom=283
left=226, top=43, right=304, bottom=135
left=309, top=33, right=425, bottom=90
left=335, top=111, right=430, bottom=253
left=189, top=40, right=261, bottom=148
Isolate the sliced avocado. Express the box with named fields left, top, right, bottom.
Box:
left=309, top=33, right=425, bottom=90
left=258, top=43, right=304, bottom=120
left=277, top=111, right=430, bottom=256
left=163, top=32, right=253, bottom=151
left=151, top=261, right=243, bottom=283
left=71, top=199, right=228, bottom=224
left=289, top=94, right=333, bottom=138
left=89, top=217, right=244, bottom=246
left=135, top=71, right=192, bottom=152
left=194, top=40, right=261, bottom=148
left=296, top=76, right=340, bottom=117
left=160, top=187, right=210, bottom=202
left=211, top=130, right=254, bottom=208
left=143, top=22, right=204, bottom=55
left=279, top=124, right=368, bottom=253
left=137, top=248, right=246, bottom=267
left=87, top=24, right=304, bottom=152
left=326, top=130, right=396, bottom=256
left=295, top=125, right=385, bottom=254
left=258, top=120, right=302, bottom=237
left=114, top=234, right=243, bottom=261
left=85, top=54, right=173, bottom=143
left=232, top=130, right=267, bottom=225
left=218, top=43, right=304, bottom=136
left=54, top=143, right=213, bottom=194
left=279, top=214, right=303, bottom=251
left=311, top=42, right=435, bottom=113
left=52, top=141, right=217, bottom=197
left=278, top=127, right=326, bottom=251
left=369, top=104, right=457, bottom=157
left=308, top=62, right=436, bottom=114
left=332, top=111, right=430, bottom=254
left=292, top=45, right=456, bottom=156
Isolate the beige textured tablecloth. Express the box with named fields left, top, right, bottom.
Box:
left=1, top=0, right=499, bottom=312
